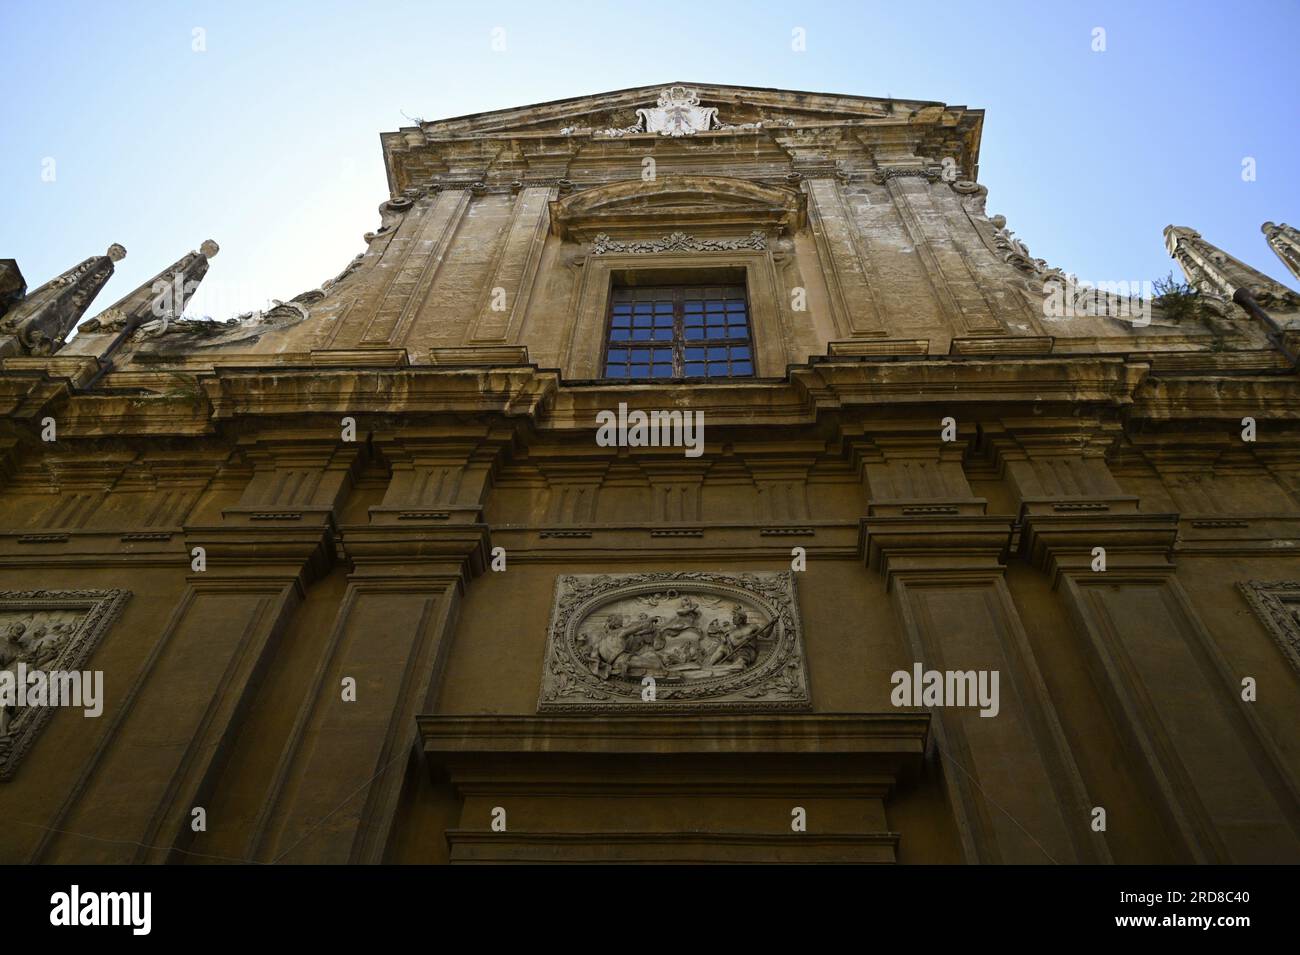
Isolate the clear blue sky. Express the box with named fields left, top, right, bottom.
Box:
left=2, top=0, right=1297, bottom=323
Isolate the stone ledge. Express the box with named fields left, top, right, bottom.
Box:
left=445, top=830, right=901, bottom=864
left=428, top=345, right=530, bottom=366
left=419, top=713, right=929, bottom=757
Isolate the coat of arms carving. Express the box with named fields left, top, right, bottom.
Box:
left=637, top=86, right=720, bottom=137
left=538, top=571, right=810, bottom=711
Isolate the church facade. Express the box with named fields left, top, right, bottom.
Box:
left=2, top=83, right=1299, bottom=863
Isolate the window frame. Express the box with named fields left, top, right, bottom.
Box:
left=600, top=282, right=756, bottom=382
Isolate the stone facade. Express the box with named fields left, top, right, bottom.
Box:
left=2, top=83, right=1299, bottom=864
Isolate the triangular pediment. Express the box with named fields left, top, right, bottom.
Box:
left=410, top=82, right=964, bottom=139
left=380, top=82, right=983, bottom=195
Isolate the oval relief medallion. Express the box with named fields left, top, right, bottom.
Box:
left=538, top=571, right=810, bottom=711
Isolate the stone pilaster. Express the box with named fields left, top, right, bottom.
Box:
left=803, top=177, right=885, bottom=337
left=1021, top=509, right=1300, bottom=862
left=468, top=185, right=552, bottom=343
left=877, top=168, right=1004, bottom=336
left=861, top=434, right=1103, bottom=863
left=244, top=428, right=505, bottom=863
left=31, top=433, right=360, bottom=862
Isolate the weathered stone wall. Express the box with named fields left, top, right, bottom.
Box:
left=3, top=84, right=1300, bottom=864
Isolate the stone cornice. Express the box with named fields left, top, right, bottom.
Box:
left=3, top=355, right=1300, bottom=455
left=419, top=713, right=930, bottom=761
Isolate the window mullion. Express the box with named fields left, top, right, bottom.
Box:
left=673, top=288, right=685, bottom=378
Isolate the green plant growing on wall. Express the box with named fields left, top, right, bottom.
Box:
left=1152, top=272, right=1203, bottom=324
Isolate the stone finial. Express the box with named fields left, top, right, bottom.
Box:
left=1262, top=222, right=1300, bottom=284
left=1163, top=224, right=1300, bottom=310
left=78, top=241, right=220, bottom=339
left=0, top=246, right=123, bottom=357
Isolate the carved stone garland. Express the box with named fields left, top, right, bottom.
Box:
left=591, top=231, right=768, bottom=255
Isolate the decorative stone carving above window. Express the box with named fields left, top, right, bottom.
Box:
left=1239, top=581, right=1300, bottom=676
left=592, top=231, right=768, bottom=255
left=550, top=175, right=804, bottom=242
left=538, top=571, right=810, bottom=712
left=0, top=589, right=130, bottom=780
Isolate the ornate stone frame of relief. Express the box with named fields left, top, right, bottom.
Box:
left=538, top=571, right=810, bottom=712
left=1238, top=581, right=1300, bottom=676
left=0, top=589, right=130, bottom=780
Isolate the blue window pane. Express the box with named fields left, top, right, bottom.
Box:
left=608, top=287, right=750, bottom=380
